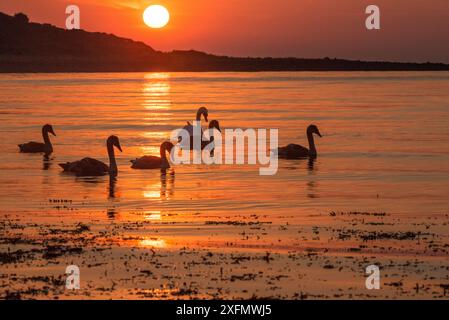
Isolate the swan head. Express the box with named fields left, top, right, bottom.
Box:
left=108, top=135, right=123, bottom=152
left=43, top=124, right=56, bottom=136
left=209, top=120, right=221, bottom=132
left=307, top=124, right=322, bottom=138
left=198, top=107, right=209, bottom=122
left=161, top=141, right=174, bottom=162
left=161, top=141, right=174, bottom=153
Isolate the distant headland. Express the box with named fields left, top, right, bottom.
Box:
left=1, top=12, right=449, bottom=73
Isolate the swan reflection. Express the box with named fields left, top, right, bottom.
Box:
left=107, top=208, right=118, bottom=220
left=108, top=176, right=117, bottom=199
left=43, top=154, right=53, bottom=170
left=160, top=169, right=175, bottom=199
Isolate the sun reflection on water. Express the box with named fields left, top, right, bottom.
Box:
left=143, top=181, right=161, bottom=199
left=143, top=211, right=162, bottom=220
left=142, top=73, right=171, bottom=111
left=140, top=73, right=173, bottom=156
left=140, top=237, right=167, bottom=248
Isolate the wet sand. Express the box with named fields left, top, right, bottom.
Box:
left=1, top=207, right=449, bottom=299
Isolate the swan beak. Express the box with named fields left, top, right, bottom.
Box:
left=116, top=143, right=123, bottom=152
left=317, top=131, right=322, bottom=138
left=50, top=128, right=56, bottom=136
left=204, top=114, right=209, bottom=122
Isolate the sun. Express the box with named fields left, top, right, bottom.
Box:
left=143, top=5, right=170, bottom=29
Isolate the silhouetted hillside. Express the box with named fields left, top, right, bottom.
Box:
left=1, top=12, right=448, bottom=72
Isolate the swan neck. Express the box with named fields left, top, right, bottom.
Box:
left=307, top=130, right=316, bottom=156
left=160, top=144, right=170, bottom=166
left=42, top=128, right=52, bottom=146
left=196, top=109, right=204, bottom=121
left=107, top=142, right=117, bottom=175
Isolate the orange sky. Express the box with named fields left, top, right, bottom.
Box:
left=1, top=0, right=449, bottom=62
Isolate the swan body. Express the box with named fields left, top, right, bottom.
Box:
left=278, top=125, right=322, bottom=159
left=19, top=124, right=56, bottom=154
left=131, top=142, right=174, bottom=170
left=59, top=158, right=109, bottom=177
left=278, top=144, right=310, bottom=159
left=59, top=135, right=122, bottom=177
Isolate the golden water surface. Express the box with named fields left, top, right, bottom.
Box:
left=0, top=72, right=449, bottom=250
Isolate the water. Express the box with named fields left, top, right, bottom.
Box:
left=1, top=72, right=448, bottom=218
left=1, top=72, right=449, bottom=299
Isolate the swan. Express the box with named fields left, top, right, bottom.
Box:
left=59, top=135, right=122, bottom=177
left=18, top=124, right=56, bottom=154
left=278, top=125, right=322, bottom=159
left=180, top=107, right=209, bottom=149
left=131, top=141, right=174, bottom=170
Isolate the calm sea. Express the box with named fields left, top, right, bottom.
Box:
left=1, top=72, right=448, bottom=220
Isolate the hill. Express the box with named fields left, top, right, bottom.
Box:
left=1, top=12, right=448, bottom=72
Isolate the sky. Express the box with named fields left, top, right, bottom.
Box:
left=1, top=0, right=449, bottom=63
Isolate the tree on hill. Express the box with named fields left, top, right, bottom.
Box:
left=13, top=13, right=29, bottom=24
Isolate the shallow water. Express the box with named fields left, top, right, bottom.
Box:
left=1, top=72, right=448, bottom=219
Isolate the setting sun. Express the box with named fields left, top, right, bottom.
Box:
left=143, top=5, right=169, bottom=29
